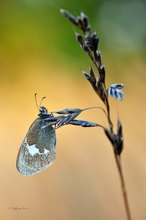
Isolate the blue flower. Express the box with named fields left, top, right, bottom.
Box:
left=108, top=84, right=125, bottom=101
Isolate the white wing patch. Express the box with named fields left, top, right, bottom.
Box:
left=28, top=144, right=40, bottom=156
left=24, top=138, right=49, bottom=156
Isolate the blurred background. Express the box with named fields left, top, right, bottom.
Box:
left=0, top=0, right=146, bottom=219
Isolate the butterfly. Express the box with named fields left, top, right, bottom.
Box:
left=16, top=94, right=97, bottom=176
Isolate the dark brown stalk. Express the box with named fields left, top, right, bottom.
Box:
left=106, top=99, right=132, bottom=220
left=114, top=154, right=132, bottom=220
left=105, top=94, right=131, bottom=220
left=61, top=9, right=132, bottom=220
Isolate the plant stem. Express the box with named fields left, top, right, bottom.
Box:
left=104, top=98, right=114, bottom=133
left=114, top=154, right=132, bottom=220
left=60, top=9, right=132, bottom=220
left=106, top=100, right=132, bottom=220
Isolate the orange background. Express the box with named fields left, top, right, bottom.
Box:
left=0, top=1, right=146, bottom=220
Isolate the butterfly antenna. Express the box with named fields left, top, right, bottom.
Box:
left=39, top=96, right=46, bottom=108
left=34, top=93, right=39, bottom=110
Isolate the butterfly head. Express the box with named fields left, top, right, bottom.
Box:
left=34, top=93, right=50, bottom=118
left=39, top=106, right=48, bottom=114
left=39, top=106, right=48, bottom=115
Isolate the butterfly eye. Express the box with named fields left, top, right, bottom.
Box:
left=40, top=107, right=48, bottom=114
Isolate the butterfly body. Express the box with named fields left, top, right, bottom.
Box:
left=16, top=108, right=56, bottom=176
left=16, top=96, right=97, bottom=176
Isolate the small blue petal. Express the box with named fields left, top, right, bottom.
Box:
left=110, top=83, right=125, bottom=89
left=108, top=83, right=125, bottom=101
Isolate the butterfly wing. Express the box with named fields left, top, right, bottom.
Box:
left=16, top=118, right=56, bottom=176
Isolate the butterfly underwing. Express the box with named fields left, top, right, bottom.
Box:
left=16, top=106, right=56, bottom=176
